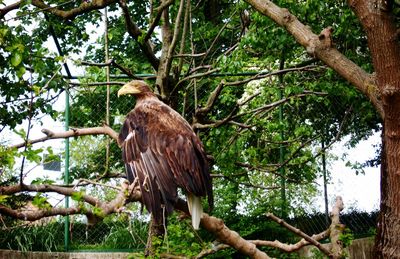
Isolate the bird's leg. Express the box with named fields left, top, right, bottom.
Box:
left=145, top=214, right=165, bottom=257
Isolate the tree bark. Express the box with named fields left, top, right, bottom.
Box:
left=348, top=1, right=400, bottom=258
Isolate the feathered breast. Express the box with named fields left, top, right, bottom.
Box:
left=119, top=98, right=213, bottom=225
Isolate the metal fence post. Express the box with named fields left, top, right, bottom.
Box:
left=64, top=86, right=70, bottom=251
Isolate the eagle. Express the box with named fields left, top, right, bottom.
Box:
left=117, top=80, right=213, bottom=230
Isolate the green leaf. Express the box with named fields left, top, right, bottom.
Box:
left=32, top=194, right=51, bottom=209
left=32, top=85, right=41, bottom=95
left=11, top=52, right=22, bottom=67
left=16, top=66, right=26, bottom=78
left=0, top=195, right=9, bottom=204
left=71, top=191, right=85, bottom=202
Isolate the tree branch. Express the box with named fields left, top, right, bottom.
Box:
left=10, top=125, right=119, bottom=149
left=251, top=229, right=330, bottom=252
left=329, top=196, right=345, bottom=258
left=0, top=1, right=21, bottom=19
left=267, top=213, right=333, bottom=257
left=201, top=214, right=271, bottom=258
left=119, top=0, right=160, bottom=70
left=245, top=0, right=383, bottom=118
left=173, top=199, right=271, bottom=258
left=69, top=81, right=125, bottom=87
left=31, top=0, right=118, bottom=20
left=0, top=181, right=139, bottom=223
left=144, top=0, right=175, bottom=42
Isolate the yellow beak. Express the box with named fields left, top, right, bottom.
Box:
left=117, top=83, right=141, bottom=97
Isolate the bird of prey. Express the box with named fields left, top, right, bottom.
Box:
left=118, top=80, right=213, bottom=230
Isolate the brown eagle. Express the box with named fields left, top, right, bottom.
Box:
left=118, top=80, right=213, bottom=230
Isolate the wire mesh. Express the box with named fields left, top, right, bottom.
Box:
left=0, top=76, right=380, bottom=252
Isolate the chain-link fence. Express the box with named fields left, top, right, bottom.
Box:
left=1, top=76, right=380, bottom=253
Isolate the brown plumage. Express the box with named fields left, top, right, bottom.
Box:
left=118, top=80, right=213, bottom=230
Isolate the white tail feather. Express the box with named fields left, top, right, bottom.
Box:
left=187, top=194, right=203, bottom=230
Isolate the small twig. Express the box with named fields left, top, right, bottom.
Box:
left=74, top=178, right=121, bottom=191
left=69, top=81, right=125, bottom=87
left=195, top=243, right=230, bottom=258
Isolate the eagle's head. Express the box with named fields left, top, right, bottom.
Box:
left=117, top=80, right=154, bottom=97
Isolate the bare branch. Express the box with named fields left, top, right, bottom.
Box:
left=200, top=10, right=237, bottom=65
left=171, top=199, right=271, bottom=258
left=200, top=213, right=271, bottom=258
left=250, top=229, right=330, bottom=252
left=69, top=81, right=126, bottom=87
left=0, top=1, right=21, bottom=19
left=119, top=0, right=160, bottom=70
left=74, top=178, right=121, bottom=191
left=0, top=182, right=139, bottom=223
left=267, top=213, right=333, bottom=257
left=10, top=125, right=119, bottom=149
left=174, top=52, right=206, bottom=58
left=31, top=0, right=118, bottom=20
left=144, top=0, right=175, bottom=42
left=330, top=196, right=345, bottom=258
left=173, top=68, right=221, bottom=94
left=195, top=82, right=224, bottom=116
left=79, top=59, right=143, bottom=79
left=79, top=59, right=113, bottom=67
left=195, top=243, right=230, bottom=258
left=194, top=91, right=326, bottom=130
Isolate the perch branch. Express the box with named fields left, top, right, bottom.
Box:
left=201, top=214, right=271, bottom=258
left=173, top=199, right=271, bottom=258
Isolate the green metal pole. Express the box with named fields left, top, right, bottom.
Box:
left=45, top=14, right=72, bottom=251
left=279, top=53, right=287, bottom=218
left=64, top=87, right=70, bottom=251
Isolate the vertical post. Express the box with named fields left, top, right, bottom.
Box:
left=104, top=8, right=111, bottom=175
left=321, top=137, right=329, bottom=226
left=45, top=14, right=73, bottom=251
left=64, top=86, right=70, bottom=251
left=278, top=88, right=286, bottom=218
left=278, top=53, right=286, bottom=218
left=105, top=7, right=110, bottom=125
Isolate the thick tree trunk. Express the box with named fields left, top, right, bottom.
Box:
left=377, top=100, right=400, bottom=258
left=348, top=1, right=400, bottom=258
